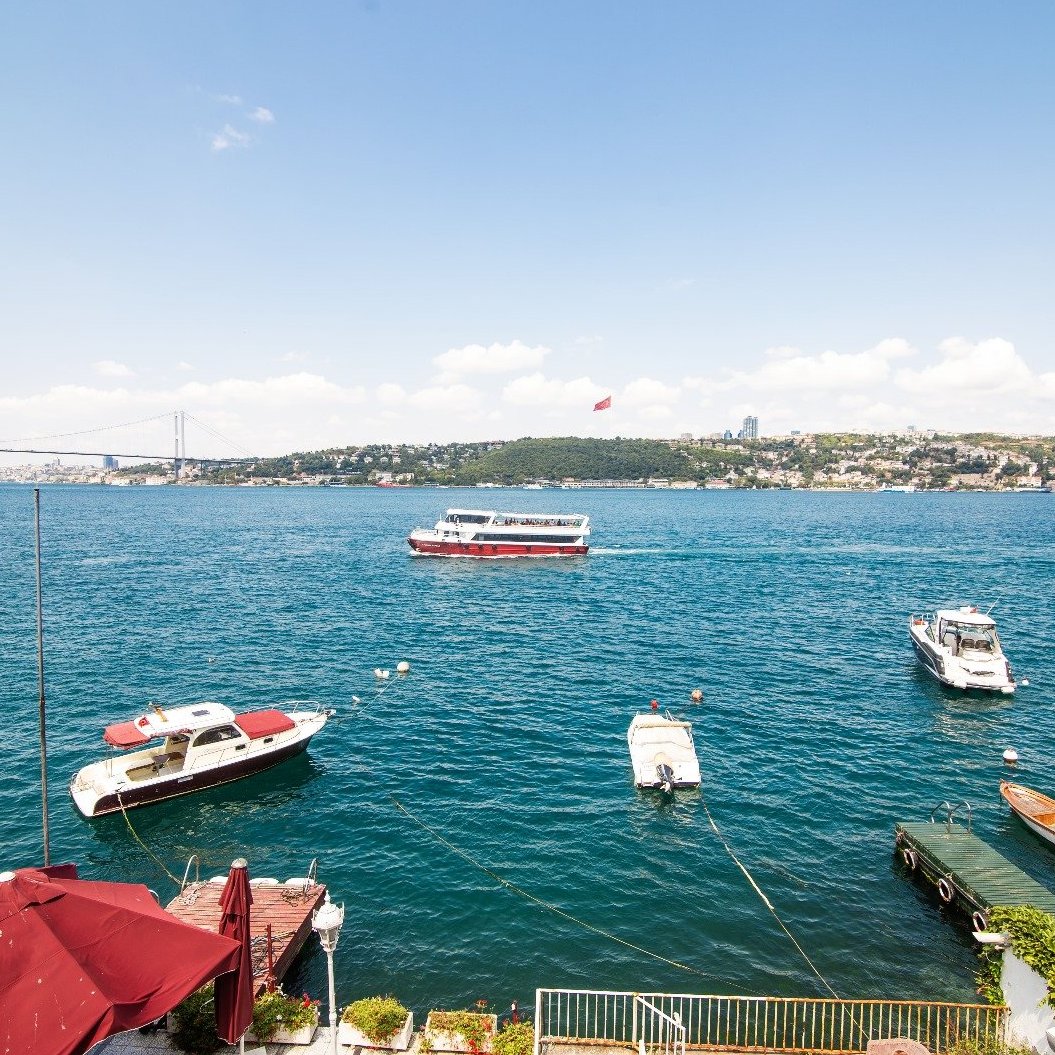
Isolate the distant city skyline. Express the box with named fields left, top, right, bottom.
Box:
left=3, top=3, right=1054, bottom=461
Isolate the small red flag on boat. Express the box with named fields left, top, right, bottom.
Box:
left=593, top=395, right=612, bottom=411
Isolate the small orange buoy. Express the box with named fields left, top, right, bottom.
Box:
left=650, top=699, right=659, bottom=710
left=690, top=689, right=703, bottom=703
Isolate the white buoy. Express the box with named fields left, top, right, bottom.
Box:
left=1003, top=748, right=1019, bottom=764
left=1022, top=679, right=1030, bottom=687
left=374, top=668, right=390, bottom=680
left=397, top=661, right=411, bottom=674
left=690, top=688, right=703, bottom=703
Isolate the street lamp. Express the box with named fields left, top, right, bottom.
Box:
left=312, top=893, right=345, bottom=1055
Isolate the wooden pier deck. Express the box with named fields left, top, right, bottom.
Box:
left=166, top=879, right=327, bottom=994
left=895, top=820, right=1055, bottom=927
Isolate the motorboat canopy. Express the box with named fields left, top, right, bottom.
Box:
left=103, top=703, right=236, bottom=748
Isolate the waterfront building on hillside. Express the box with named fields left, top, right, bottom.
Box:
left=742, top=414, right=759, bottom=439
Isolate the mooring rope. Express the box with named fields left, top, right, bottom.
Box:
left=696, top=792, right=843, bottom=1000
left=387, top=792, right=731, bottom=985
left=116, top=791, right=183, bottom=887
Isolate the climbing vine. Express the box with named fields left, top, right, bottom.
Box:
left=979, top=906, right=1055, bottom=1008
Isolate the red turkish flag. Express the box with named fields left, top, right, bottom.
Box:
left=593, top=395, right=612, bottom=411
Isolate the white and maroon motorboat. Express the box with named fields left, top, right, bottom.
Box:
left=407, top=508, right=590, bottom=557
left=69, top=701, right=333, bottom=817
left=909, top=605, right=1015, bottom=694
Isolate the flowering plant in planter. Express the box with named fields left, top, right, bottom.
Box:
left=250, top=990, right=321, bottom=1043
left=492, top=1022, right=534, bottom=1055
left=339, top=996, right=414, bottom=1049
left=424, top=1009, right=498, bottom=1054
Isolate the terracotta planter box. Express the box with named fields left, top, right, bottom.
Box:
left=248, top=1007, right=319, bottom=1046
left=423, top=1012, right=498, bottom=1053
left=339, top=1009, right=414, bottom=1049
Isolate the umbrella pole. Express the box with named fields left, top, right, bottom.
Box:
left=33, top=487, right=50, bottom=867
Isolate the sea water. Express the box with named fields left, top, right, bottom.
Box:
left=1, top=484, right=1054, bottom=1012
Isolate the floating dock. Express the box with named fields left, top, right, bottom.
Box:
left=166, top=877, right=327, bottom=994
left=895, top=813, right=1055, bottom=929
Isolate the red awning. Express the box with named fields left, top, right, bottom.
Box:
left=234, top=710, right=296, bottom=739
left=103, top=721, right=152, bottom=748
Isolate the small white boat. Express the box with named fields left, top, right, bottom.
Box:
left=909, top=606, right=1015, bottom=694
left=627, top=711, right=701, bottom=792
left=1001, top=782, right=1055, bottom=848
left=69, top=701, right=333, bottom=817
left=407, top=508, right=589, bottom=557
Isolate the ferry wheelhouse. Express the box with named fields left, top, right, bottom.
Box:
left=407, top=508, right=590, bottom=557
left=909, top=606, right=1015, bottom=694
left=69, top=701, right=333, bottom=817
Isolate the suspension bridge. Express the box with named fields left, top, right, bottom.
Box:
left=0, top=411, right=257, bottom=472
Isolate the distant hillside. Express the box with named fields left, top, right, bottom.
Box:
left=453, top=436, right=693, bottom=484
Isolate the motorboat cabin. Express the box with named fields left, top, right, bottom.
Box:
left=69, top=701, right=333, bottom=816
left=909, top=606, right=1015, bottom=694
left=407, top=508, right=590, bottom=557
left=627, top=711, right=701, bottom=792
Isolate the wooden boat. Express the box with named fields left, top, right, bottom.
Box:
left=1000, top=781, right=1055, bottom=848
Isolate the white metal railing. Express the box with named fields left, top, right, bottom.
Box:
left=533, top=989, right=1007, bottom=1055
left=635, top=996, right=686, bottom=1055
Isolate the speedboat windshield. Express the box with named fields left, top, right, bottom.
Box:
left=940, top=620, right=1000, bottom=655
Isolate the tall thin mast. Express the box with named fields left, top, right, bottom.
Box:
left=34, top=488, right=50, bottom=866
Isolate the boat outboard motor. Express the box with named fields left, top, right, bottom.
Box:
left=656, top=763, right=675, bottom=794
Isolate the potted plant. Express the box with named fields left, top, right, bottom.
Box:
left=248, top=989, right=321, bottom=1045
left=424, top=1008, right=498, bottom=1054
left=339, top=995, right=414, bottom=1049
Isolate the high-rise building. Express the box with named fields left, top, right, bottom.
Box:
left=102, top=455, right=119, bottom=470
left=742, top=415, right=759, bottom=439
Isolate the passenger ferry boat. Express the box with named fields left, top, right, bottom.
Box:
left=407, top=508, right=590, bottom=557
left=909, top=606, right=1015, bottom=694
left=69, top=701, right=333, bottom=816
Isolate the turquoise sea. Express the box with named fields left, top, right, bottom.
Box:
left=3, top=485, right=1055, bottom=1013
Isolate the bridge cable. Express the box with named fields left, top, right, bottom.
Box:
left=0, top=412, right=174, bottom=447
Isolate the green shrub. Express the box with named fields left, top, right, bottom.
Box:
left=428, top=1010, right=494, bottom=1051
left=169, top=984, right=223, bottom=1055
left=492, top=1021, right=534, bottom=1055
left=342, top=996, right=410, bottom=1042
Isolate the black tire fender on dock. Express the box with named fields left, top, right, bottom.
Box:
left=937, top=877, right=955, bottom=903
left=972, top=910, right=989, bottom=932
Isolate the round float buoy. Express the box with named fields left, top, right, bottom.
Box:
left=901, top=848, right=918, bottom=871
left=397, top=661, right=411, bottom=674
left=1003, top=748, right=1019, bottom=764
left=1022, top=679, right=1030, bottom=687
left=374, top=668, right=390, bottom=680
left=937, top=877, right=955, bottom=903
left=690, top=689, right=703, bottom=703
left=650, top=699, right=659, bottom=711
left=972, top=910, right=989, bottom=933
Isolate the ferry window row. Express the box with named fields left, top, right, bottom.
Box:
left=474, top=533, right=579, bottom=544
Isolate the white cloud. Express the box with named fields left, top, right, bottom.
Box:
left=720, top=346, right=892, bottom=393
left=249, top=106, right=275, bottom=124
left=375, top=383, right=407, bottom=406
left=895, top=337, right=1032, bottom=395
left=502, top=373, right=604, bottom=408
left=433, top=340, right=549, bottom=381
left=176, top=361, right=194, bottom=372
left=407, top=384, right=483, bottom=413
left=215, top=94, right=243, bottom=105
left=211, top=124, right=252, bottom=151
left=93, top=360, right=133, bottom=378
left=620, top=377, right=680, bottom=408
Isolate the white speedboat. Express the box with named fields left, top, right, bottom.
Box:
left=1001, top=781, right=1055, bottom=849
left=627, top=711, right=701, bottom=792
left=909, top=606, right=1015, bottom=694
left=69, top=701, right=333, bottom=817
left=407, top=509, right=589, bottom=557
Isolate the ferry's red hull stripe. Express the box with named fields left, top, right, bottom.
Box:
left=408, top=538, right=587, bottom=557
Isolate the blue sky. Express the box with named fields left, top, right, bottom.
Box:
left=2, top=2, right=1054, bottom=458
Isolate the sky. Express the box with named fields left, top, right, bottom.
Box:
left=2, top=2, right=1054, bottom=461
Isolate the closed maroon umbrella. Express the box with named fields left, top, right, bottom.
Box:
left=0, top=866, right=241, bottom=1055
left=214, top=858, right=255, bottom=1045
